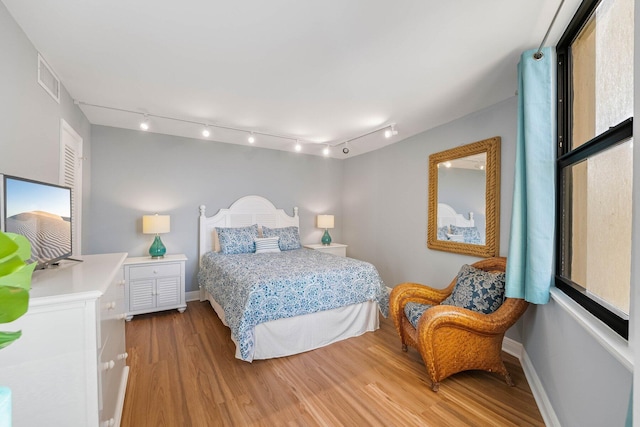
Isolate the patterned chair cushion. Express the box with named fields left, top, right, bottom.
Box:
left=261, top=226, right=302, bottom=251
left=441, top=264, right=506, bottom=314
left=404, top=302, right=433, bottom=328
left=215, top=224, right=259, bottom=254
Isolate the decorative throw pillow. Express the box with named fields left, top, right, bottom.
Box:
left=254, top=236, right=281, bottom=254
left=404, top=302, right=433, bottom=328
left=441, top=264, right=506, bottom=314
left=437, top=226, right=449, bottom=240
left=446, top=233, right=464, bottom=242
left=449, top=225, right=483, bottom=244
left=215, top=224, right=259, bottom=254
left=261, top=226, right=302, bottom=251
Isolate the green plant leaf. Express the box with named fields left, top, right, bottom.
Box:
left=0, top=330, right=22, bottom=349
left=0, top=232, right=32, bottom=262
left=0, top=233, right=19, bottom=261
left=0, top=286, right=29, bottom=323
left=0, top=230, right=34, bottom=350
left=0, top=256, right=36, bottom=291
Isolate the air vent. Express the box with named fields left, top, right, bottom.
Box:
left=38, top=53, right=60, bottom=103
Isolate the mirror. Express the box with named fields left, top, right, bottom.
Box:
left=427, top=136, right=500, bottom=257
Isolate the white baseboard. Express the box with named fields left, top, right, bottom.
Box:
left=186, top=291, right=200, bottom=302
left=502, top=336, right=523, bottom=359
left=503, top=338, right=560, bottom=427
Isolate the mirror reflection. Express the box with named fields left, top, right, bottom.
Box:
left=427, top=136, right=500, bottom=258
left=437, top=153, right=487, bottom=244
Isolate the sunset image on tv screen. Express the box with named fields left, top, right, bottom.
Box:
left=5, top=178, right=71, bottom=265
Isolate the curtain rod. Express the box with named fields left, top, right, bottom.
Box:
left=533, top=0, right=565, bottom=60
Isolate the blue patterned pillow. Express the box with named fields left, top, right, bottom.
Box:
left=441, top=264, right=506, bottom=314
left=215, top=224, right=259, bottom=254
left=261, top=226, right=302, bottom=251
left=449, top=225, right=483, bottom=244
left=437, top=226, right=449, bottom=240
left=254, top=236, right=281, bottom=254
left=404, top=302, right=433, bottom=328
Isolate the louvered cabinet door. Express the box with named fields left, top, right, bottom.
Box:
left=123, top=254, right=187, bottom=320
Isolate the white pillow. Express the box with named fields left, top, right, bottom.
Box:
left=254, top=236, right=281, bottom=253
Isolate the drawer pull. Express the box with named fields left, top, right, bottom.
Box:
left=102, top=360, right=115, bottom=370
left=101, top=418, right=116, bottom=427
left=118, top=314, right=127, bottom=320
left=153, top=270, right=158, bottom=274
left=118, top=280, right=125, bottom=286
left=117, top=352, right=129, bottom=360
left=107, top=301, right=116, bottom=310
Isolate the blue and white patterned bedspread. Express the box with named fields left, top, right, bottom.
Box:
left=198, top=248, right=389, bottom=361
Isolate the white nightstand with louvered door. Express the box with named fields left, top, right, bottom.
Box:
left=123, top=254, right=187, bottom=320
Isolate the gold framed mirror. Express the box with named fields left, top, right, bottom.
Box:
left=427, top=136, right=500, bottom=257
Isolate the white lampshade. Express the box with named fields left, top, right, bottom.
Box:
left=317, top=214, right=334, bottom=229
left=143, top=214, right=170, bottom=234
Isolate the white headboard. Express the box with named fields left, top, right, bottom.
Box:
left=437, top=203, right=474, bottom=228
left=198, top=195, right=299, bottom=263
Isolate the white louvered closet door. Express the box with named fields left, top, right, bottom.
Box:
left=59, top=119, right=83, bottom=256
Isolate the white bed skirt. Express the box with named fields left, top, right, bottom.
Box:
left=204, top=291, right=380, bottom=361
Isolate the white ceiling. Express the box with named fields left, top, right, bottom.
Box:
left=3, top=0, right=581, bottom=158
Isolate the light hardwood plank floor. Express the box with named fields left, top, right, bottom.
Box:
left=122, top=301, right=544, bottom=426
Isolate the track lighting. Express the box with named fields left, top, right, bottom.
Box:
left=78, top=101, right=402, bottom=156
left=384, top=124, right=398, bottom=138
left=139, top=115, right=149, bottom=131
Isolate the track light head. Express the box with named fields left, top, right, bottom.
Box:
left=384, top=124, right=398, bottom=138
left=342, top=146, right=350, bottom=154
left=248, top=133, right=255, bottom=144
left=295, top=141, right=302, bottom=152
left=202, top=126, right=210, bottom=137
left=139, top=115, right=149, bottom=131
left=322, top=146, right=330, bottom=156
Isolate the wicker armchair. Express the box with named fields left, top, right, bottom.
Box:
left=389, top=257, right=528, bottom=392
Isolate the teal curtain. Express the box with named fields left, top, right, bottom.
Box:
left=505, top=47, right=556, bottom=304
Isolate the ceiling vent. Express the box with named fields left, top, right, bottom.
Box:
left=37, top=53, right=60, bottom=103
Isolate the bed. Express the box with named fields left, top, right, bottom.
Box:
left=436, top=203, right=484, bottom=244
left=197, top=195, right=388, bottom=362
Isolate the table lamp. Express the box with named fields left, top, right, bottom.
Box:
left=317, top=214, right=334, bottom=246
left=142, top=214, right=170, bottom=258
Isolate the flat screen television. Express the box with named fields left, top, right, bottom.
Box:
left=1, top=174, right=73, bottom=269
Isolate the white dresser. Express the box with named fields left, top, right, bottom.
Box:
left=123, top=254, right=187, bottom=320
left=303, top=243, right=348, bottom=257
left=0, top=253, right=129, bottom=427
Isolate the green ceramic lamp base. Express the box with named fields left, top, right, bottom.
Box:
left=149, top=235, right=167, bottom=258
left=321, top=229, right=332, bottom=246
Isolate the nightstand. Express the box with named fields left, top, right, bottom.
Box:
left=123, top=254, right=187, bottom=320
left=303, top=243, right=348, bottom=257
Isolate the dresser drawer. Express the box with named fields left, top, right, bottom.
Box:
left=128, top=263, right=181, bottom=280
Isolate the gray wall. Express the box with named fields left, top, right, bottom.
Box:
left=343, top=98, right=516, bottom=289
left=0, top=2, right=92, bottom=246
left=87, top=126, right=344, bottom=293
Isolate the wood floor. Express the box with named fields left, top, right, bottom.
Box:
left=122, top=301, right=544, bottom=426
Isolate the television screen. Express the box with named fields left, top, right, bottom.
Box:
left=1, top=175, right=72, bottom=269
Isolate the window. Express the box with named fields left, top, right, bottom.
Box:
left=556, top=0, right=633, bottom=338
